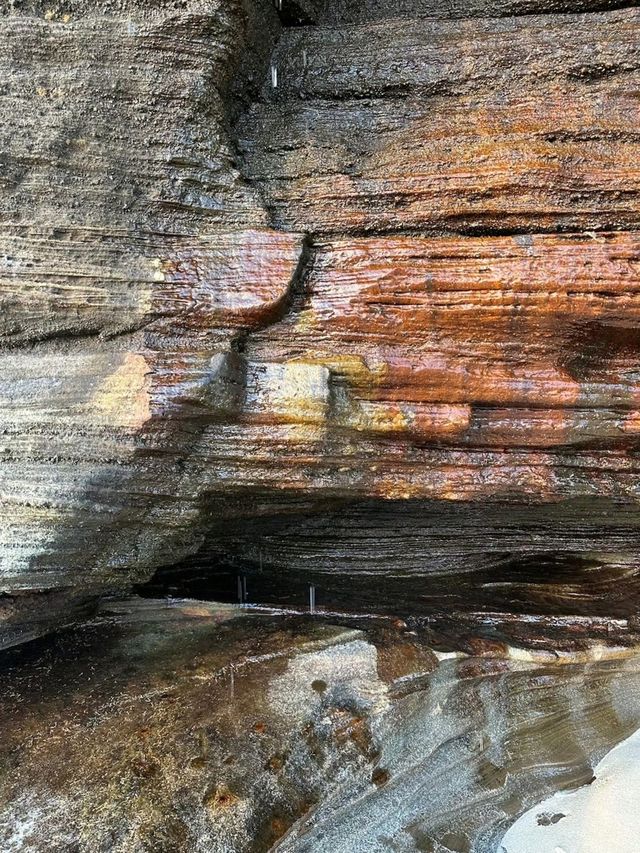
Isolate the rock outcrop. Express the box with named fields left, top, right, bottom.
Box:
left=4, top=0, right=640, bottom=647
left=0, top=0, right=293, bottom=645
left=2, top=598, right=640, bottom=852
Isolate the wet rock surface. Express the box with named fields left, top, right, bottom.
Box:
left=4, top=0, right=640, bottom=848
left=499, top=727, right=640, bottom=852
left=142, top=498, right=640, bottom=651
left=2, top=598, right=640, bottom=852
left=4, top=0, right=640, bottom=649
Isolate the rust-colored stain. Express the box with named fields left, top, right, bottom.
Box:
left=203, top=784, right=239, bottom=811
left=371, top=766, right=391, bottom=787
left=162, top=230, right=639, bottom=504
left=157, top=230, right=304, bottom=332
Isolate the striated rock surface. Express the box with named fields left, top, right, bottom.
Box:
left=325, top=0, right=638, bottom=21
left=4, top=0, right=640, bottom=647
left=0, top=0, right=297, bottom=645
left=2, top=599, right=640, bottom=851
left=241, top=10, right=640, bottom=235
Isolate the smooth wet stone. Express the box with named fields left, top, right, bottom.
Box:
left=0, top=599, right=391, bottom=852
left=2, top=598, right=640, bottom=852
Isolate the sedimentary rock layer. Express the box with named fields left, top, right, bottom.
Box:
left=241, top=9, right=640, bottom=235
left=0, top=0, right=288, bottom=646
left=147, top=497, right=640, bottom=649
left=324, top=0, right=637, bottom=21
left=0, top=228, right=304, bottom=345
left=4, top=0, right=640, bottom=647
left=174, top=233, right=640, bottom=507
left=264, top=10, right=640, bottom=102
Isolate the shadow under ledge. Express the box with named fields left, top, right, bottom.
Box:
left=136, top=496, right=640, bottom=654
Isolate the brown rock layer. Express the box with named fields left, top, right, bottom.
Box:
left=240, top=10, right=640, bottom=235
left=4, top=0, right=640, bottom=646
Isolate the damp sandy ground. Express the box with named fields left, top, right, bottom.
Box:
left=497, top=727, right=640, bottom=853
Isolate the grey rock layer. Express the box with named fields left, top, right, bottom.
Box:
left=0, top=0, right=290, bottom=645
left=1, top=599, right=640, bottom=852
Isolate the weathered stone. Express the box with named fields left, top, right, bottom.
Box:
left=261, top=10, right=640, bottom=103
left=0, top=0, right=289, bottom=645
left=499, top=727, right=640, bottom=852
left=241, top=10, right=640, bottom=235
left=325, top=0, right=635, bottom=21
left=1, top=598, right=640, bottom=851
left=4, top=0, right=640, bottom=649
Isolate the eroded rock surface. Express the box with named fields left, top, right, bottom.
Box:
left=2, top=598, right=640, bottom=851
left=4, top=0, right=640, bottom=648
left=0, top=0, right=297, bottom=645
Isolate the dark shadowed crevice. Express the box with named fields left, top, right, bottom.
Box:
left=137, top=496, right=640, bottom=650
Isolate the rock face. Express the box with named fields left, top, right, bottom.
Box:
left=2, top=598, right=640, bottom=852
left=0, top=0, right=294, bottom=644
left=4, top=0, right=640, bottom=646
